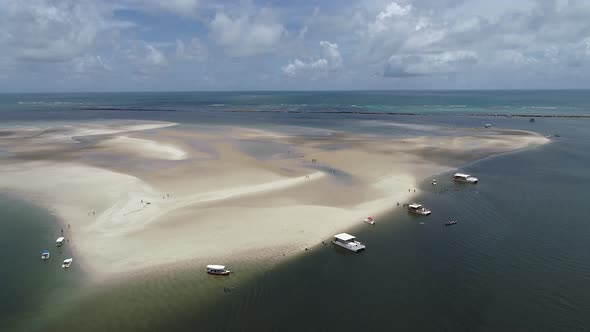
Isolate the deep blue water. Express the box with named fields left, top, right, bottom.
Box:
left=1, top=91, right=590, bottom=331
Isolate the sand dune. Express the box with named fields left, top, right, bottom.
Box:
left=97, top=136, right=188, bottom=161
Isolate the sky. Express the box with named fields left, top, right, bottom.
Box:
left=1, top=0, right=590, bottom=92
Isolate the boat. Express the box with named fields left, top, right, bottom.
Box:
left=530, top=118, right=535, bottom=123
left=363, top=216, right=375, bottom=225
left=445, top=220, right=458, bottom=226
left=453, top=173, right=478, bottom=183
left=484, top=123, right=492, bottom=128
left=56, top=237, right=65, bottom=247
left=207, top=265, right=231, bottom=275
left=62, top=258, right=73, bottom=268
left=41, top=251, right=50, bottom=260
left=408, top=203, right=431, bottom=216
left=331, top=233, right=366, bottom=252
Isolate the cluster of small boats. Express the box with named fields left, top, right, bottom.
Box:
left=52, top=229, right=231, bottom=276
left=40, top=236, right=73, bottom=269
left=40, top=172, right=479, bottom=275
left=335, top=172, right=479, bottom=252
left=410, top=172, right=478, bottom=226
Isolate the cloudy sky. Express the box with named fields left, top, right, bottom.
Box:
left=1, top=0, right=590, bottom=91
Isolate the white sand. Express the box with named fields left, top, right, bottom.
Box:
left=97, top=136, right=188, bottom=160
left=0, top=121, right=550, bottom=280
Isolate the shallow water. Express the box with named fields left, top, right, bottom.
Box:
left=0, top=194, right=81, bottom=331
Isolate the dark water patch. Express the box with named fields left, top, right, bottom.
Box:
left=0, top=194, right=81, bottom=332
left=138, top=124, right=589, bottom=331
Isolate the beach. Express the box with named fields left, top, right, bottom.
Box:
left=0, top=120, right=549, bottom=280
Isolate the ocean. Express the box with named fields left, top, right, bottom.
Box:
left=1, top=91, right=589, bottom=331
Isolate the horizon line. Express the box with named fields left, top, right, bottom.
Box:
left=2, top=88, right=590, bottom=94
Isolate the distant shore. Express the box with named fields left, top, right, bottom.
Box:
left=0, top=120, right=550, bottom=281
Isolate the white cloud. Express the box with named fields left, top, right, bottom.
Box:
left=209, top=8, right=285, bottom=57
left=70, top=55, right=112, bottom=75
left=176, top=38, right=207, bottom=62
left=282, top=40, right=343, bottom=78
left=369, top=2, right=412, bottom=36
left=384, top=51, right=478, bottom=77
left=0, top=0, right=127, bottom=63
left=2, top=0, right=590, bottom=90
left=129, top=0, right=202, bottom=17
left=352, top=0, right=590, bottom=78
left=124, top=42, right=168, bottom=78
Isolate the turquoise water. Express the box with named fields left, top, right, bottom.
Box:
left=1, top=91, right=590, bottom=331
left=1, top=90, right=590, bottom=120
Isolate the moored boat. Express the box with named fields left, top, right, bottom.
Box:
left=363, top=216, right=375, bottom=225
left=41, top=251, right=50, bottom=260
left=207, top=265, right=231, bottom=275
left=453, top=173, right=478, bottom=183
left=408, top=203, right=431, bottom=216
left=62, top=258, right=73, bottom=268
left=331, top=233, right=366, bottom=252
left=56, top=237, right=65, bottom=247
left=445, top=220, right=458, bottom=226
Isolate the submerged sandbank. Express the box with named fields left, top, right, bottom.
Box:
left=0, top=120, right=550, bottom=280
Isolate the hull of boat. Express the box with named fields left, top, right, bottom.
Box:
left=453, top=179, right=478, bottom=183
left=409, top=210, right=431, bottom=216
left=207, top=271, right=231, bottom=276
left=331, top=240, right=366, bottom=252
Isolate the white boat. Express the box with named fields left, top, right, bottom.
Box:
left=62, top=258, right=73, bottom=268
left=56, top=237, right=65, bottom=247
left=408, top=203, right=431, bottom=216
left=363, top=216, right=375, bottom=225
left=41, top=251, right=50, bottom=260
left=207, top=265, right=231, bottom=275
left=453, top=173, right=478, bottom=183
left=331, top=233, right=366, bottom=252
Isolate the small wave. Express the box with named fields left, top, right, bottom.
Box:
left=521, top=106, right=558, bottom=110
left=17, top=101, right=85, bottom=105
left=209, top=104, right=225, bottom=107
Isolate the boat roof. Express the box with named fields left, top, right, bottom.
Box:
left=334, top=233, right=355, bottom=241
left=56, top=237, right=65, bottom=242
left=207, top=264, right=225, bottom=270
left=454, top=173, right=470, bottom=177
left=42, top=250, right=50, bottom=254
left=63, top=258, right=72, bottom=262
left=408, top=203, right=422, bottom=208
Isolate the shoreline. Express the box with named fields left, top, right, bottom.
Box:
left=0, top=120, right=550, bottom=282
